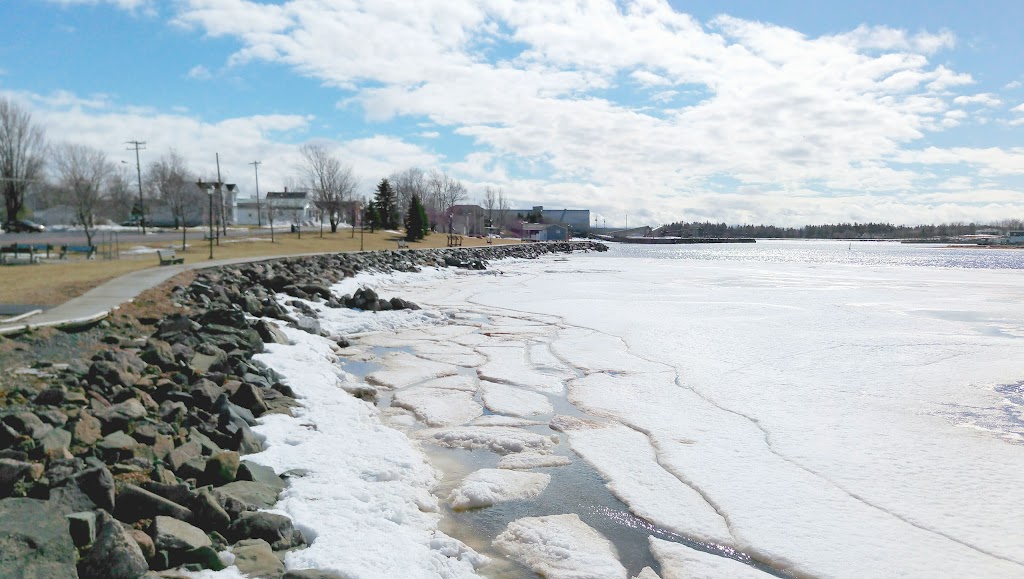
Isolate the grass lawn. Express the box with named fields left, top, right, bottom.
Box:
left=0, top=228, right=518, bottom=307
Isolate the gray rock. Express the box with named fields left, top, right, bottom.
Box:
left=238, top=461, right=287, bottom=491
left=50, top=482, right=99, bottom=514
left=231, top=538, right=285, bottom=578
left=3, top=411, right=53, bottom=440
left=141, top=339, right=177, bottom=370
left=73, top=410, right=104, bottom=445
left=38, top=427, right=72, bottom=459
left=0, top=498, right=77, bottom=578
left=151, top=515, right=212, bottom=552
left=67, top=510, right=97, bottom=547
left=0, top=458, right=34, bottom=496
left=78, top=510, right=149, bottom=579
left=167, top=440, right=203, bottom=472
left=93, top=398, right=148, bottom=429
left=230, top=383, right=269, bottom=417
left=227, top=511, right=304, bottom=550
left=34, top=386, right=67, bottom=406
left=204, top=450, right=240, bottom=486
left=190, top=344, right=229, bottom=375
left=71, top=464, right=116, bottom=511
left=193, top=487, right=231, bottom=533
left=115, top=483, right=193, bottom=523
left=213, top=480, right=280, bottom=518
left=253, top=319, right=290, bottom=345
left=98, top=430, right=139, bottom=460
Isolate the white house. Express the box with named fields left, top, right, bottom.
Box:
left=235, top=189, right=312, bottom=226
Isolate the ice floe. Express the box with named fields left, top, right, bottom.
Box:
left=497, top=452, right=572, bottom=470
left=477, top=345, right=565, bottom=394
left=448, top=468, right=550, bottom=510
left=480, top=381, right=553, bottom=417
left=493, top=514, right=627, bottom=579
left=649, top=537, right=768, bottom=579
left=418, top=426, right=558, bottom=455
left=365, top=351, right=458, bottom=389
left=392, top=387, right=483, bottom=427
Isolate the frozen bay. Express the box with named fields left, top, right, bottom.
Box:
left=204, top=240, right=1024, bottom=578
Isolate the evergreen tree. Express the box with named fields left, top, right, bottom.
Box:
left=372, top=178, right=400, bottom=230
left=417, top=199, right=430, bottom=238
left=405, top=194, right=425, bottom=241
left=364, top=203, right=379, bottom=233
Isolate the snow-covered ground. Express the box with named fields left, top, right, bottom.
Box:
left=198, top=241, right=1024, bottom=578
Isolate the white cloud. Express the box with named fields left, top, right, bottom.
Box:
left=186, top=65, right=212, bottom=80
left=46, top=0, right=152, bottom=11
left=416, top=131, right=440, bottom=138
left=1005, top=80, right=1022, bottom=89
left=952, top=93, right=1001, bottom=107
left=18, top=1, right=1024, bottom=225
left=1012, top=103, right=1024, bottom=113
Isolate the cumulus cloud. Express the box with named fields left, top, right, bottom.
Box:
left=18, top=0, right=1024, bottom=225
left=186, top=65, right=212, bottom=80
left=952, top=93, right=1001, bottom=107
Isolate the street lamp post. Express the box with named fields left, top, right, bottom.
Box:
left=197, top=178, right=222, bottom=260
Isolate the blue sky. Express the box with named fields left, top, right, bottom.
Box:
left=1, top=0, right=1021, bottom=227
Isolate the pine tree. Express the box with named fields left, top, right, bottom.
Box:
left=372, top=178, right=399, bottom=230
left=364, top=204, right=379, bottom=233
left=417, top=199, right=430, bottom=238
left=405, top=194, right=424, bottom=241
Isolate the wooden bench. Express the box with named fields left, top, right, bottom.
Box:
left=59, top=245, right=96, bottom=260
left=397, top=239, right=409, bottom=249
left=157, top=249, right=184, bottom=266
left=0, top=244, right=45, bottom=264
left=447, top=234, right=463, bottom=247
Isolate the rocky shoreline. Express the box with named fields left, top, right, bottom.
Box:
left=0, top=240, right=606, bottom=579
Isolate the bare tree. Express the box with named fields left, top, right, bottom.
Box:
left=299, top=143, right=356, bottom=233
left=0, top=97, right=47, bottom=222
left=390, top=167, right=427, bottom=224
left=53, top=143, right=112, bottom=247
left=264, top=193, right=278, bottom=243
left=498, top=188, right=510, bottom=234
left=104, top=166, right=135, bottom=223
left=483, top=186, right=497, bottom=229
left=426, top=170, right=467, bottom=232
left=148, top=151, right=201, bottom=250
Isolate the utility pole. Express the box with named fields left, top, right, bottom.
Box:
left=126, top=140, right=146, bottom=234
left=249, top=160, right=262, bottom=227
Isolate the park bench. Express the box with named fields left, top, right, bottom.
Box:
left=59, top=245, right=96, bottom=260
left=447, top=234, right=463, bottom=247
left=0, top=243, right=52, bottom=264
left=397, top=239, right=409, bottom=249
left=157, top=249, right=184, bottom=266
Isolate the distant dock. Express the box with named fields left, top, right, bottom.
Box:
left=591, top=235, right=755, bottom=244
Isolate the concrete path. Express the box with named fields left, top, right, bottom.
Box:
left=0, top=253, right=312, bottom=336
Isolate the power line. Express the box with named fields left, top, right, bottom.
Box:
left=125, top=140, right=147, bottom=235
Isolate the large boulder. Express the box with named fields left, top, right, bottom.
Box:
left=226, top=511, right=305, bottom=550
left=231, top=538, right=285, bottom=578
left=0, top=498, right=77, bottom=578
left=151, top=515, right=211, bottom=553
left=78, top=510, right=149, bottom=579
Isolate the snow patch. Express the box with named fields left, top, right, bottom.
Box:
left=493, top=514, right=627, bottom=579
left=480, top=381, right=553, bottom=417
left=649, top=537, right=768, bottom=579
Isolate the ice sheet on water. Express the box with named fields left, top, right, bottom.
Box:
left=392, top=387, right=483, bottom=427
left=448, top=468, right=551, bottom=510
left=567, top=424, right=732, bottom=545
left=480, top=381, right=553, bottom=417
left=632, top=567, right=661, bottom=579
left=366, top=351, right=458, bottom=389
left=477, top=345, right=565, bottom=394
left=469, top=415, right=546, bottom=427
left=551, top=327, right=671, bottom=375
left=527, top=342, right=577, bottom=380
left=497, top=452, right=572, bottom=470
left=418, top=374, right=479, bottom=392
left=493, top=514, right=627, bottom=579
left=418, top=426, right=558, bottom=455
left=240, top=326, right=485, bottom=578
left=410, top=340, right=488, bottom=367
left=648, top=537, right=768, bottom=579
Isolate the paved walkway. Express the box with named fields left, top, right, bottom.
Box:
left=0, top=253, right=312, bottom=336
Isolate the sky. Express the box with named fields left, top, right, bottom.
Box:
left=1, top=0, right=1022, bottom=228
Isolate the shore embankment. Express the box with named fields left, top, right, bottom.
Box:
left=0, top=240, right=606, bottom=578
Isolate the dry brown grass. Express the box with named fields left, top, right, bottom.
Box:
left=0, top=228, right=519, bottom=307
